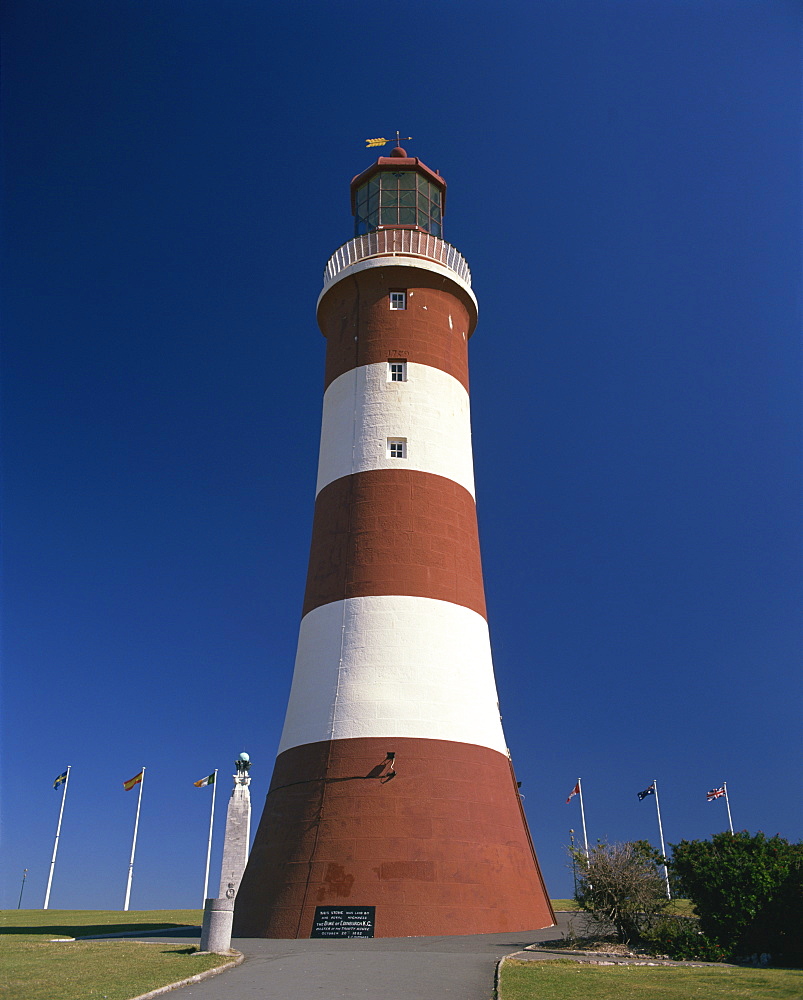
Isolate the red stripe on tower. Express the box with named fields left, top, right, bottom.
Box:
left=234, top=147, right=555, bottom=938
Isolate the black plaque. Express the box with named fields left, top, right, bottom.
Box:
left=311, top=905, right=376, bottom=938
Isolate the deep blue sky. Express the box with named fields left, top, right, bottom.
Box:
left=2, top=0, right=800, bottom=911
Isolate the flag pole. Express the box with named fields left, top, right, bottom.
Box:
left=18, top=869, right=29, bottom=909
left=723, top=781, right=734, bottom=834
left=652, top=779, right=671, bottom=899
left=202, top=769, right=218, bottom=905
left=124, top=767, right=145, bottom=911
left=44, top=765, right=70, bottom=909
left=577, top=778, right=589, bottom=857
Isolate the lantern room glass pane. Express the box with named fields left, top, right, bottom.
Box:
left=355, top=169, right=444, bottom=235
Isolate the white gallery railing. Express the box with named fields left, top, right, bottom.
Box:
left=323, top=229, right=472, bottom=288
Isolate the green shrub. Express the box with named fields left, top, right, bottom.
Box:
left=641, top=915, right=729, bottom=962
left=669, top=831, right=803, bottom=963
left=747, top=857, right=803, bottom=965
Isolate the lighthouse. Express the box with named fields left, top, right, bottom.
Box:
left=233, top=146, right=555, bottom=939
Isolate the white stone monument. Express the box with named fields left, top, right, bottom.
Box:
left=218, top=752, right=252, bottom=901
left=200, top=752, right=252, bottom=953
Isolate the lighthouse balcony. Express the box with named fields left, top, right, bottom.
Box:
left=323, top=229, right=472, bottom=290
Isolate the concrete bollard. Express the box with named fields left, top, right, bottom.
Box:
left=200, top=896, right=234, bottom=953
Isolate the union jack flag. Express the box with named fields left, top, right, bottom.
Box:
left=707, top=786, right=726, bottom=801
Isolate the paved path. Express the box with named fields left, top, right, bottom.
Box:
left=153, top=913, right=577, bottom=999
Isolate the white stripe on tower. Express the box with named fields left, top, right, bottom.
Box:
left=315, top=362, right=476, bottom=497
left=278, top=596, right=506, bottom=754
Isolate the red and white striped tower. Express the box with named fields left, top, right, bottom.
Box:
left=234, top=147, right=555, bottom=938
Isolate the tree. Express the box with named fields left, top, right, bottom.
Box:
left=570, top=840, right=670, bottom=944
left=669, top=830, right=803, bottom=961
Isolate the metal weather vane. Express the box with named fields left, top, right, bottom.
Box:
left=366, top=131, right=412, bottom=148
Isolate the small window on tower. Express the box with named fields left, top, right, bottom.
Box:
left=389, top=291, right=407, bottom=310
left=388, top=360, right=407, bottom=382
left=387, top=438, right=407, bottom=459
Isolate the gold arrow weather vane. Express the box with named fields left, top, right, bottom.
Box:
left=366, top=131, right=412, bottom=148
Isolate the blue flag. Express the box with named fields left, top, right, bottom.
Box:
left=53, top=770, right=68, bottom=789
left=637, top=783, right=655, bottom=801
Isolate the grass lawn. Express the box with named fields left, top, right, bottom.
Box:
left=500, top=959, right=803, bottom=1000
left=0, top=909, right=235, bottom=1000
left=550, top=898, right=697, bottom=916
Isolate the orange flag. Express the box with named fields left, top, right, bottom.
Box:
left=123, top=770, right=143, bottom=791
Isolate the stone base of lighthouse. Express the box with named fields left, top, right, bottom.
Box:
left=232, top=736, right=555, bottom=938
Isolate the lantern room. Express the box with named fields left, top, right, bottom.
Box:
left=350, top=146, right=447, bottom=238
